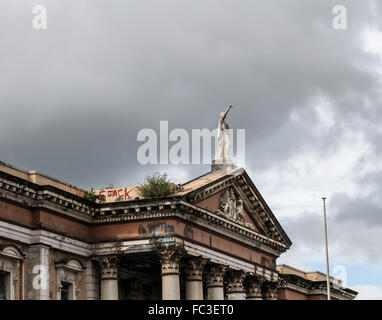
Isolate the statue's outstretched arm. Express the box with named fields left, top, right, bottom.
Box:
left=222, top=105, right=232, bottom=120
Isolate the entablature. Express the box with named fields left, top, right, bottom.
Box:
left=93, top=199, right=287, bottom=255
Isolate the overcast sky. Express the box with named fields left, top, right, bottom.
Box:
left=1, top=0, right=382, bottom=299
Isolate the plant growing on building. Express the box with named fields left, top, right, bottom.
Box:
left=139, top=172, right=175, bottom=198
left=150, top=236, right=185, bottom=255
left=185, top=191, right=197, bottom=202
left=84, top=188, right=98, bottom=202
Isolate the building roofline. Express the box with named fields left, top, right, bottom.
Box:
left=277, top=263, right=341, bottom=284
left=0, top=160, right=87, bottom=196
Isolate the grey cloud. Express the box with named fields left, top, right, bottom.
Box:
left=280, top=183, right=382, bottom=270
left=0, top=1, right=381, bottom=190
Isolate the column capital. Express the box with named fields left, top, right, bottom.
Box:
left=226, top=270, right=245, bottom=294
left=263, top=281, right=278, bottom=300
left=245, top=276, right=264, bottom=300
left=185, top=256, right=208, bottom=281
left=160, top=250, right=181, bottom=276
left=206, top=264, right=227, bottom=288
left=97, top=255, right=119, bottom=280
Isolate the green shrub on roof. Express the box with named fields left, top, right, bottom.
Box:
left=139, top=172, right=175, bottom=198
left=84, top=188, right=98, bottom=202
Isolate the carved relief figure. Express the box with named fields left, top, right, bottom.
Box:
left=219, top=189, right=230, bottom=216
left=218, top=188, right=245, bottom=224
left=235, top=199, right=245, bottom=223
left=228, top=189, right=236, bottom=219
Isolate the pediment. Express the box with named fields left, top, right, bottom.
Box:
left=181, top=168, right=292, bottom=248
left=56, top=258, right=84, bottom=272
left=195, top=187, right=261, bottom=233
left=0, top=244, right=26, bottom=260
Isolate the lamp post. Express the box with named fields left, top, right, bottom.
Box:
left=322, top=197, right=331, bottom=300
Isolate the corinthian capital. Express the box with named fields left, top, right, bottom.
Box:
left=245, top=276, right=264, bottom=299
left=185, top=256, right=208, bottom=281
left=206, top=264, right=227, bottom=288
left=263, top=281, right=278, bottom=300
left=226, top=270, right=245, bottom=294
left=97, top=255, right=119, bottom=280
left=159, top=250, right=181, bottom=276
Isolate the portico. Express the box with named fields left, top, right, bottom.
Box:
left=95, top=250, right=277, bottom=300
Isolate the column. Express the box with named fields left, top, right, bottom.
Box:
left=185, top=256, right=207, bottom=300
left=207, top=265, right=227, bottom=300
left=25, top=244, right=50, bottom=300
left=263, top=281, right=278, bottom=300
left=99, top=256, right=119, bottom=300
left=85, top=260, right=99, bottom=300
left=227, top=270, right=245, bottom=300
left=160, top=250, right=181, bottom=300
left=245, top=276, right=264, bottom=300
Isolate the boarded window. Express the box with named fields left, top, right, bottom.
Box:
left=0, top=272, right=7, bottom=300
left=60, top=282, right=72, bottom=300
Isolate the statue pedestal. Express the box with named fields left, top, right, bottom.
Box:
left=211, top=161, right=237, bottom=172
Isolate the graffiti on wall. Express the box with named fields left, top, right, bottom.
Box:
left=138, top=222, right=175, bottom=236
left=95, top=186, right=141, bottom=203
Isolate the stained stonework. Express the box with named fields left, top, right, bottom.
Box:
left=263, top=281, right=278, bottom=300
left=25, top=244, right=50, bottom=300
left=0, top=243, right=25, bottom=300
left=98, top=256, right=119, bottom=280
left=85, top=260, right=99, bottom=300
left=159, top=250, right=181, bottom=276
left=226, top=270, right=245, bottom=294
left=218, top=188, right=246, bottom=223
left=185, top=256, right=208, bottom=281
left=245, top=276, right=264, bottom=300
left=206, top=265, right=227, bottom=288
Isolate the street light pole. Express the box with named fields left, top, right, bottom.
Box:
left=322, top=197, right=331, bottom=300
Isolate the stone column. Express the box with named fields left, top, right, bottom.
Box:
left=85, top=260, right=99, bottom=300
left=245, top=276, right=264, bottom=300
left=25, top=244, right=50, bottom=300
left=99, top=256, right=119, bottom=300
left=227, top=270, right=245, bottom=300
left=185, top=256, right=207, bottom=300
left=263, top=281, right=278, bottom=300
left=207, top=265, right=227, bottom=300
left=160, top=250, right=181, bottom=300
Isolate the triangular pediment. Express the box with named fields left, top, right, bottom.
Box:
left=195, top=186, right=263, bottom=234
left=179, top=167, right=292, bottom=248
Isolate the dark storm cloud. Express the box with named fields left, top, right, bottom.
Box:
left=0, top=0, right=381, bottom=192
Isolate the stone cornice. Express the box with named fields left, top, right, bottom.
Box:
left=0, top=174, right=94, bottom=222
left=93, top=200, right=286, bottom=255
left=279, top=281, right=356, bottom=300
left=279, top=275, right=357, bottom=300
left=179, top=201, right=287, bottom=253
left=181, top=170, right=290, bottom=247
left=0, top=172, right=287, bottom=254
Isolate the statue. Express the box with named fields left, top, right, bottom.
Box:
left=215, top=105, right=233, bottom=165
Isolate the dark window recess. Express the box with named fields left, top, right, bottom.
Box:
left=0, top=272, right=7, bottom=300
left=60, top=282, right=71, bottom=300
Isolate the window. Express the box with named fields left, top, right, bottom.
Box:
left=56, top=259, right=84, bottom=300
left=60, top=282, right=72, bottom=300
left=0, top=272, right=7, bottom=300
left=0, top=245, right=25, bottom=300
